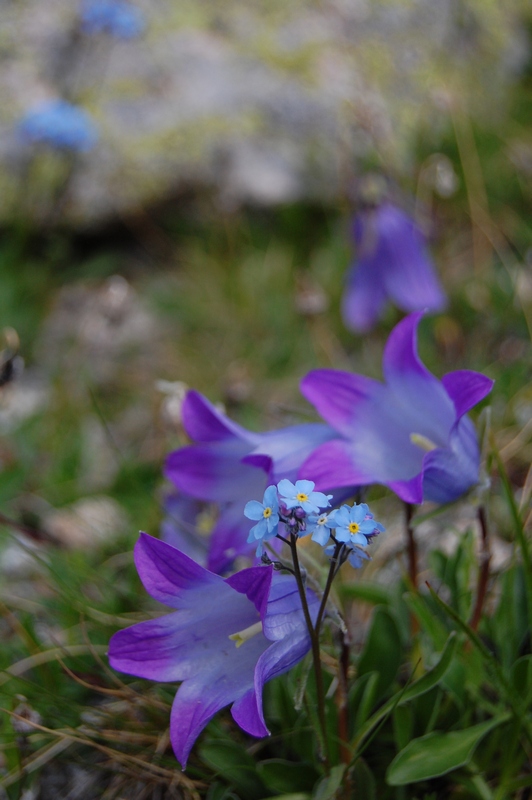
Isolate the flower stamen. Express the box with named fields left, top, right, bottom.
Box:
left=410, top=432, right=438, bottom=452
left=229, top=621, right=263, bottom=648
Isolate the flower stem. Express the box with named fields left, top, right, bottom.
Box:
left=404, top=502, right=418, bottom=588
left=289, top=533, right=330, bottom=767
left=315, top=541, right=343, bottom=638
left=470, top=505, right=491, bottom=631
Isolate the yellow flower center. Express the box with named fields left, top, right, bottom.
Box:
left=263, top=507, right=272, bottom=518
left=348, top=522, right=360, bottom=535
left=296, top=493, right=309, bottom=503
left=229, top=621, right=263, bottom=648
left=410, top=432, right=438, bottom=452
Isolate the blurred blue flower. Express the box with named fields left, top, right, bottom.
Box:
left=18, top=100, right=98, bottom=152
left=80, top=0, right=145, bottom=38
left=342, top=202, right=446, bottom=333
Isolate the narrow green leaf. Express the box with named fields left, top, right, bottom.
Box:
left=199, top=740, right=266, bottom=799
left=263, top=795, right=310, bottom=800
left=257, top=760, right=318, bottom=794
left=386, top=715, right=510, bottom=785
left=350, top=633, right=457, bottom=755
left=352, top=758, right=376, bottom=800
left=338, top=581, right=391, bottom=606
left=357, top=608, right=402, bottom=700
left=312, top=764, right=346, bottom=800
left=403, top=591, right=448, bottom=649
left=399, top=632, right=458, bottom=705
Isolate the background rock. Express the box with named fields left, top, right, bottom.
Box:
left=0, top=0, right=528, bottom=225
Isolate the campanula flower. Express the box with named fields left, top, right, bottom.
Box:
left=80, top=0, right=145, bottom=38
left=328, top=503, right=378, bottom=546
left=245, top=485, right=280, bottom=554
left=300, top=312, right=493, bottom=505
left=165, top=390, right=342, bottom=572
left=160, top=491, right=209, bottom=567
left=108, top=534, right=317, bottom=767
left=18, top=100, right=98, bottom=152
left=277, top=479, right=332, bottom=515
left=342, top=202, right=446, bottom=333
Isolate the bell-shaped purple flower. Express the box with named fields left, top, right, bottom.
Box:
left=164, top=390, right=340, bottom=572
left=160, top=491, right=209, bottom=566
left=300, top=312, right=493, bottom=505
left=342, top=202, right=446, bottom=333
left=108, top=534, right=316, bottom=768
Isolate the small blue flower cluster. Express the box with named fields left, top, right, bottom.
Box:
left=244, top=479, right=384, bottom=567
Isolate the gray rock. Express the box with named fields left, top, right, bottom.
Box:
left=0, top=0, right=527, bottom=224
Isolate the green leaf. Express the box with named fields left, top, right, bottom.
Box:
left=386, top=715, right=510, bottom=785
left=312, top=764, right=346, bottom=800
left=511, top=655, right=532, bottom=705
left=357, top=608, right=402, bottom=700
left=393, top=705, right=413, bottom=751
left=399, top=632, right=458, bottom=705
left=199, top=740, right=266, bottom=799
left=263, top=795, right=310, bottom=800
left=338, top=581, right=392, bottom=606
left=258, top=760, right=319, bottom=794
left=350, top=633, right=457, bottom=755
left=352, top=759, right=376, bottom=800
left=403, top=591, right=449, bottom=649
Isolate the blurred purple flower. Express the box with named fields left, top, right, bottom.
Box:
left=108, top=533, right=316, bottom=767
left=18, top=100, right=98, bottom=152
left=342, top=202, right=446, bottom=333
left=300, top=312, right=493, bottom=505
left=164, top=390, right=339, bottom=573
left=160, top=491, right=209, bottom=567
left=80, top=0, right=145, bottom=38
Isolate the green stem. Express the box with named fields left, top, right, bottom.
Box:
left=289, top=533, right=330, bottom=767
left=315, top=542, right=343, bottom=638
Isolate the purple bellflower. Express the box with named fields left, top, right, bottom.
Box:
left=160, top=491, right=209, bottom=567
left=80, top=0, right=145, bottom=38
left=165, top=390, right=341, bottom=573
left=342, top=202, right=446, bottom=333
left=108, top=533, right=317, bottom=768
left=300, top=312, right=494, bottom=505
left=18, top=100, right=98, bottom=152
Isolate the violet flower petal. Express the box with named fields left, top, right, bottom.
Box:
left=300, top=313, right=492, bottom=504
left=182, top=390, right=260, bottom=444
